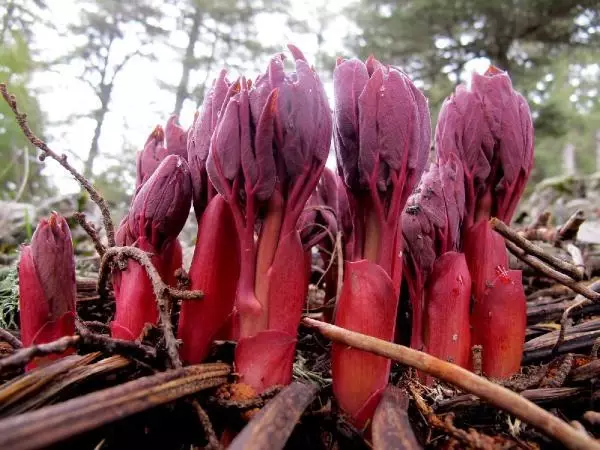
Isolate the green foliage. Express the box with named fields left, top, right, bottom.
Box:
left=0, top=266, right=19, bottom=330
left=0, top=31, right=50, bottom=201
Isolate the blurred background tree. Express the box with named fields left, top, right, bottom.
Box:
left=167, top=0, right=292, bottom=116
left=53, top=0, right=166, bottom=180
left=2, top=0, right=600, bottom=209
left=0, top=0, right=51, bottom=201
left=346, top=0, right=600, bottom=180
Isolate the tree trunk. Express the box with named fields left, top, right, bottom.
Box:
left=0, top=0, right=16, bottom=46
left=173, top=6, right=202, bottom=116
left=84, top=87, right=112, bottom=179
left=563, top=142, right=576, bottom=176
left=596, top=130, right=600, bottom=172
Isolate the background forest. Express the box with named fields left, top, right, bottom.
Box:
left=1, top=0, right=600, bottom=213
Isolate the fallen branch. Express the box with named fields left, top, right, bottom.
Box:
left=551, top=282, right=600, bottom=355
left=228, top=382, right=318, bottom=450
left=75, top=320, right=157, bottom=364
left=524, top=319, right=600, bottom=362
left=437, top=387, right=585, bottom=412
left=552, top=299, right=589, bottom=355
left=191, top=400, right=221, bottom=450
left=558, top=209, right=586, bottom=242
left=0, top=328, right=22, bottom=350
left=505, top=240, right=600, bottom=302
left=519, top=210, right=585, bottom=244
left=302, top=317, right=600, bottom=450
left=372, top=386, right=420, bottom=450
left=491, top=217, right=584, bottom=280
left=0, top=363, right=230, bottom=450
left=0, top=336, right=80, bottom=372
left=98, top=246, right=203, bottom=369
left=0, top=83, right=115, bottom=247
left=410, top=384, right=507, bottom=449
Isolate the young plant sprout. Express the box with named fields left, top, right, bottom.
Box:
left=206, top=45, right=332, bottom=392
left=18, top=213, right=76, bottom=369
left=436, top=67, right=534, bottom=378
left=332, top=55, right=431, bottom=426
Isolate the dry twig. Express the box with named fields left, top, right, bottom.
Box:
left=552, top=298, right=589, bottom=355
left=0, top=83, right=116, bottom=247
left=410, top=384, right=501, bottom=449
left=75, top=320, right=157, bottom=363
left=491, top=218, right=584, bottom=280
left=0, top=336, right=80, bottom=372
left=552, top=281, right=600, bottom=354
left=0, top=328, right=22, bottom=350
left=505, top=240, right=600, bottom=302
left=302, top=317, right=600, bottom=450
left=73, top=212, right=106, bottom=256
left=558, top=210, right=586, bottom=242
left=98, top=246, right=203, bottom=369
left=519, top=210, right=585, bottom=244
left=191, top=400, right=221, bottom=450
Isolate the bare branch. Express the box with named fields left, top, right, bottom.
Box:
left=491, top=217, right=584, bottom=280
left=0, top=335, right=80, bottom=372
left=0, top=83, right=116, bottom=247
left=73, top=212, right=106, bottom=257
left=302, top=317, right=600, bottom=450
left=504, top=240, right=600, bottom=302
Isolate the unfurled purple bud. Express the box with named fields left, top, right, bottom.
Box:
left=136, top=125, right=167, bottom=189
left=273, top=46, right=331, bottom=179
left=248, top=45, right=331, bottom=184
left=165, top=115, right=188, bottom=160
left=334, top=56, right=430, bottom=201
left=113, top=156, right=190, bottom=341
left=207, top=78, right=276, bottom=202
left=403, top=157, right=465, bottom=273
left=128, top=155, right=193, bottom=251
left=188, top=70, right=237, bottom=214
left=436, top=66, right=534, bottom=226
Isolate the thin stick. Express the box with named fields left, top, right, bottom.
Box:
left=491, top=218, right=584, bottom=280
left=531, top=211, right=552, bottom=229
left=558, top=209, right=586, bottom=241
left=73, top=212, right=106, bottom=257
left=0, top=83, right=115, bottom=247
left=505, top=240, right=600, bottom=302
left=0, top=335, right=80, bottom=371
left=0, top=328, right=22, bottom=349
left=302, top=318, right=600, bottom=450
left=191, top=400, right=221, bottom=450
left=75, top=320, right=157, bottom=363
left=550, top=280, right=600, bottom=355
left=98, top=246, right=203, bottom=368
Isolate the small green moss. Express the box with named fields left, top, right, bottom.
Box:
left=0, top=266, right=19, bottom=330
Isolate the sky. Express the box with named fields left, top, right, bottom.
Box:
left=27, top=1, right=489, bottom=195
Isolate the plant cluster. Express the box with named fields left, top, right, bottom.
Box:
left=16, top=48, right=534, bottom=431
